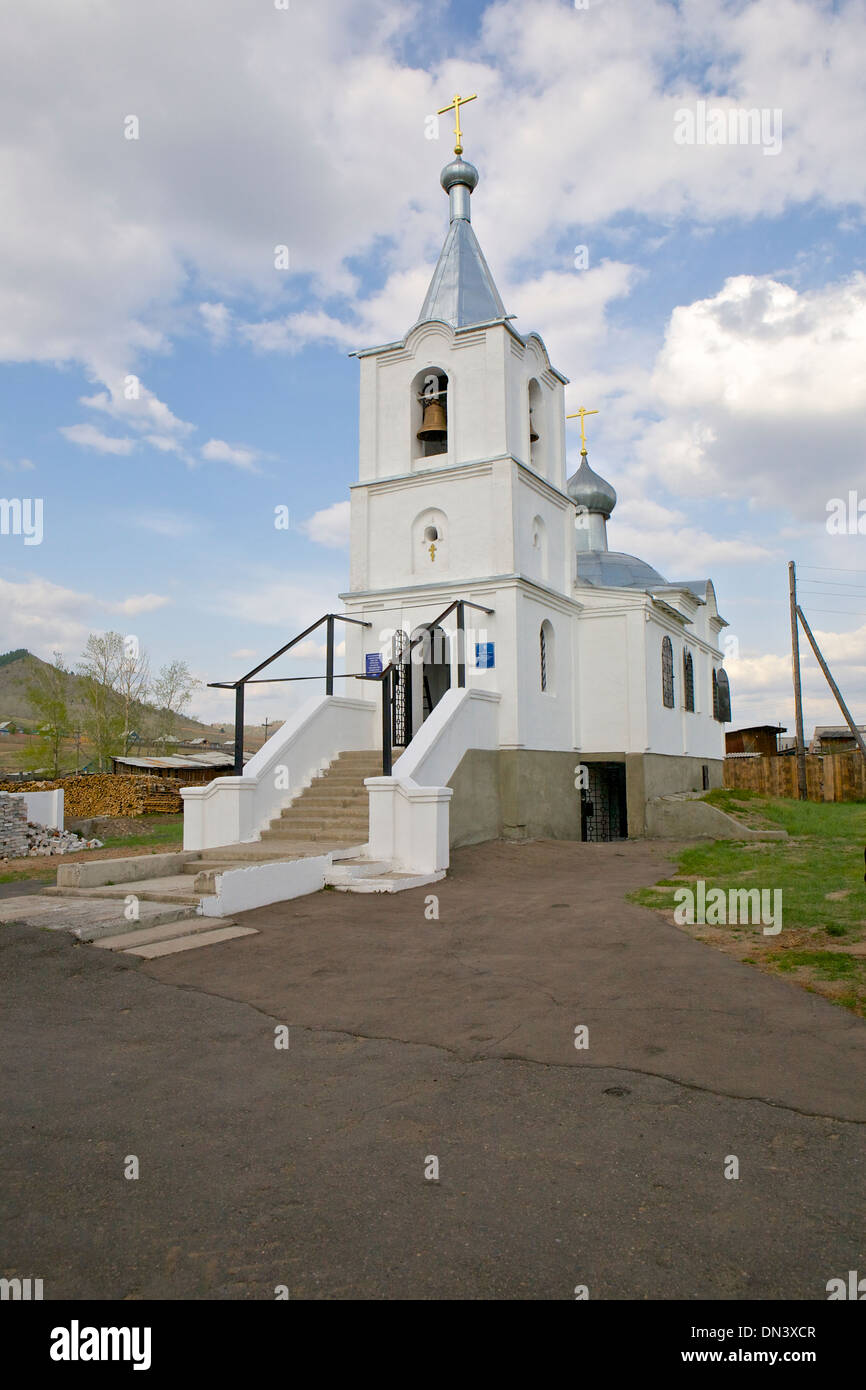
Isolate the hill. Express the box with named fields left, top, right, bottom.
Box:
left=0, top=649, right=213, bottom=739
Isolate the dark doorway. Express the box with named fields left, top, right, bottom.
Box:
left=580, top=763, right=628, bottom=842
left=418, top=624, right=451, bottom=721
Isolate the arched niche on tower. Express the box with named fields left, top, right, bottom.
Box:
left=412, top=506, right=449, bottom=574
left=411, top=366, right=449, bottom=466
left=530, top=512, right=549, bottom=584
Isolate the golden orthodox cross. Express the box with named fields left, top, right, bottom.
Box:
left=566, top=407, right=599, bottom=454
left=437, top=92, right=478, bottom=156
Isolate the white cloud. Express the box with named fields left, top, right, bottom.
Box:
left=635, top=272, right=866, bottom=510
left=81, top=379, right=193, bottom=438
left=199, top=301, right=231, bottom=345
left=1, top=0, right=861, bottom=389
left=302, top=500, right=351, bottom=549
left=105, top=594, right=172, bottom=616
left=200, top=438, right=261, bottom=472
left=58, top=423, right=135, bottom=455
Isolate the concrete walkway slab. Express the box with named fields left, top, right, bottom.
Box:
left=125, top=925, right=257, bottom=958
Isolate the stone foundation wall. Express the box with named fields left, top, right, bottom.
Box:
left=447, top=749, right=725, bottom=845
left=0, top=791, right=30, bottom=858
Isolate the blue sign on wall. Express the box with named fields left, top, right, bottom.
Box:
left=475, top=642, right=495, bottom=669
left=365, top=653, right=383, bottom=677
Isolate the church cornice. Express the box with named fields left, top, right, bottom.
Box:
left=351, top=458, right=496, bottom=494
left=350, top=317, right=570, bottom=383
left=341, top=573, right=582, bottom=616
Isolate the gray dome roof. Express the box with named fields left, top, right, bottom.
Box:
left=576, top=550, right=667, bottom=589
left=441, top=158, right=479, bottom=193
left=567, top=453, right=617, bottom=518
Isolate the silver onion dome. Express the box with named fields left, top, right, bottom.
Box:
left=440, top=158, right=479, bottom=193
left=566, top=452, right=617, bottom=518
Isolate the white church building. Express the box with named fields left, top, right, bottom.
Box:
left=183, top=129, right=731, bottom=888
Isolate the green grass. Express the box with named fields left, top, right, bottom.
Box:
left=774, top=950, right=859, bottom=980
left=96, top=814, right=183, bottom=851
left=0, top=865, right=56, bottom=885
left=630, top=793, right=866, bottom=1016
left=630, top=798, right=866, bottom=936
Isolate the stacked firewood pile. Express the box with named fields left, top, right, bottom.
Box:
left=0, top=775, right=183, bottom=816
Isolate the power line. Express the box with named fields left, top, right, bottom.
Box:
left=798, top=577, right=866, bottom=590
left=796, top=606, right=866, bottom=618
left=799, top=563, right=866, bottom=574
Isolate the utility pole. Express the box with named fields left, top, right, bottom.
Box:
left=796, top=604, right=866, bottom=761
left=789, top=561, right=808, bottom=800
left=263, top=717, right=271, bottom=745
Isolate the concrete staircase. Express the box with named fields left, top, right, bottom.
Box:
left=260, top=749, right=381, bottom=847
left=0, top=748, right=444, bottom=950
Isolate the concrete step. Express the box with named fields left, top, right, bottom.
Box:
left=181, top=859, right=235, bottom=876
left=333, top=869, right=447, bottom=894
left=265, top=820, right=368, bottom=836
left=324, top=859, right=390, bottom=884
left=124, top=925, right=258, bottom=958
left=260, top=826, right=365, bottom=843
left=0, top=894, right=199, bottom=941
left=288, top=791, right=368, bottom=807
left=46, top=875, right=201, bottom=906
left=308, top=775, right=375, bottom=788
left=93, top=917, right=233, bottom=951
left=198, top=843, right=333, bottom=862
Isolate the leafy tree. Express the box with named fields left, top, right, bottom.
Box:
left=25, top=652, right=71, bottom=777
left=77, top=633, right=126, bottom=770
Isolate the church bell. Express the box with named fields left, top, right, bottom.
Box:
left=529, top=412, right=539, bottom=443
left=417, top=397, right=447, bottom=442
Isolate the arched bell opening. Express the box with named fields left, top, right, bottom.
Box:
left=413, top=368, right=449, bottom=461
left=528, top=378, right=546, bottom=475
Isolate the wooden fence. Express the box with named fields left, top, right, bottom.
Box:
left=723, top=751, right=866, bottom=802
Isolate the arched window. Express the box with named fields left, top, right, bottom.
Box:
left=683, top=650, right=695, bottom=712
left=662, top=636, right=675, bottom=708
left=413, top=368, right=448, bottom=460
left=715, top=668, right=731, bottom=723
left=540, top=620, right=554, bottom=693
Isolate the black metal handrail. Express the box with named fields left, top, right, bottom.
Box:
left=208, top=613, right=372, bottom=773
left=363, top=598, right=494, bottom=775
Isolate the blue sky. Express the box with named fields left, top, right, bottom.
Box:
left=1, top=0, right=864, bottom=734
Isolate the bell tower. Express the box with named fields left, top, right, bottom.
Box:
left=342, top=95, right=577, bottom=732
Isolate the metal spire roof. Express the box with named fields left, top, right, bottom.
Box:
left=416, top=157, right=507, bottom=329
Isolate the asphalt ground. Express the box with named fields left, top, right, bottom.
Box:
left=2, top=839, right=864, bottom=1300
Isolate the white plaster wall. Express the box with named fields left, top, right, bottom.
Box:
left=513, top=593, right=575, bottom=750
left=10, top=788, right=64, bottom=829
left=200, top=855, right=332, bottom=917
left=363, top=466, right=499, bottom=591
left=367, top=687, right=500, bottom=873
left=515, top=473, right=571, bottom=597
left=576, top=611, right=634, bottom=752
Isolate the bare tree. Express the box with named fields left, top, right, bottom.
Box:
left=150, top=660, right=200, bottom=743
left=116, top=636, right=150, bottom=754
